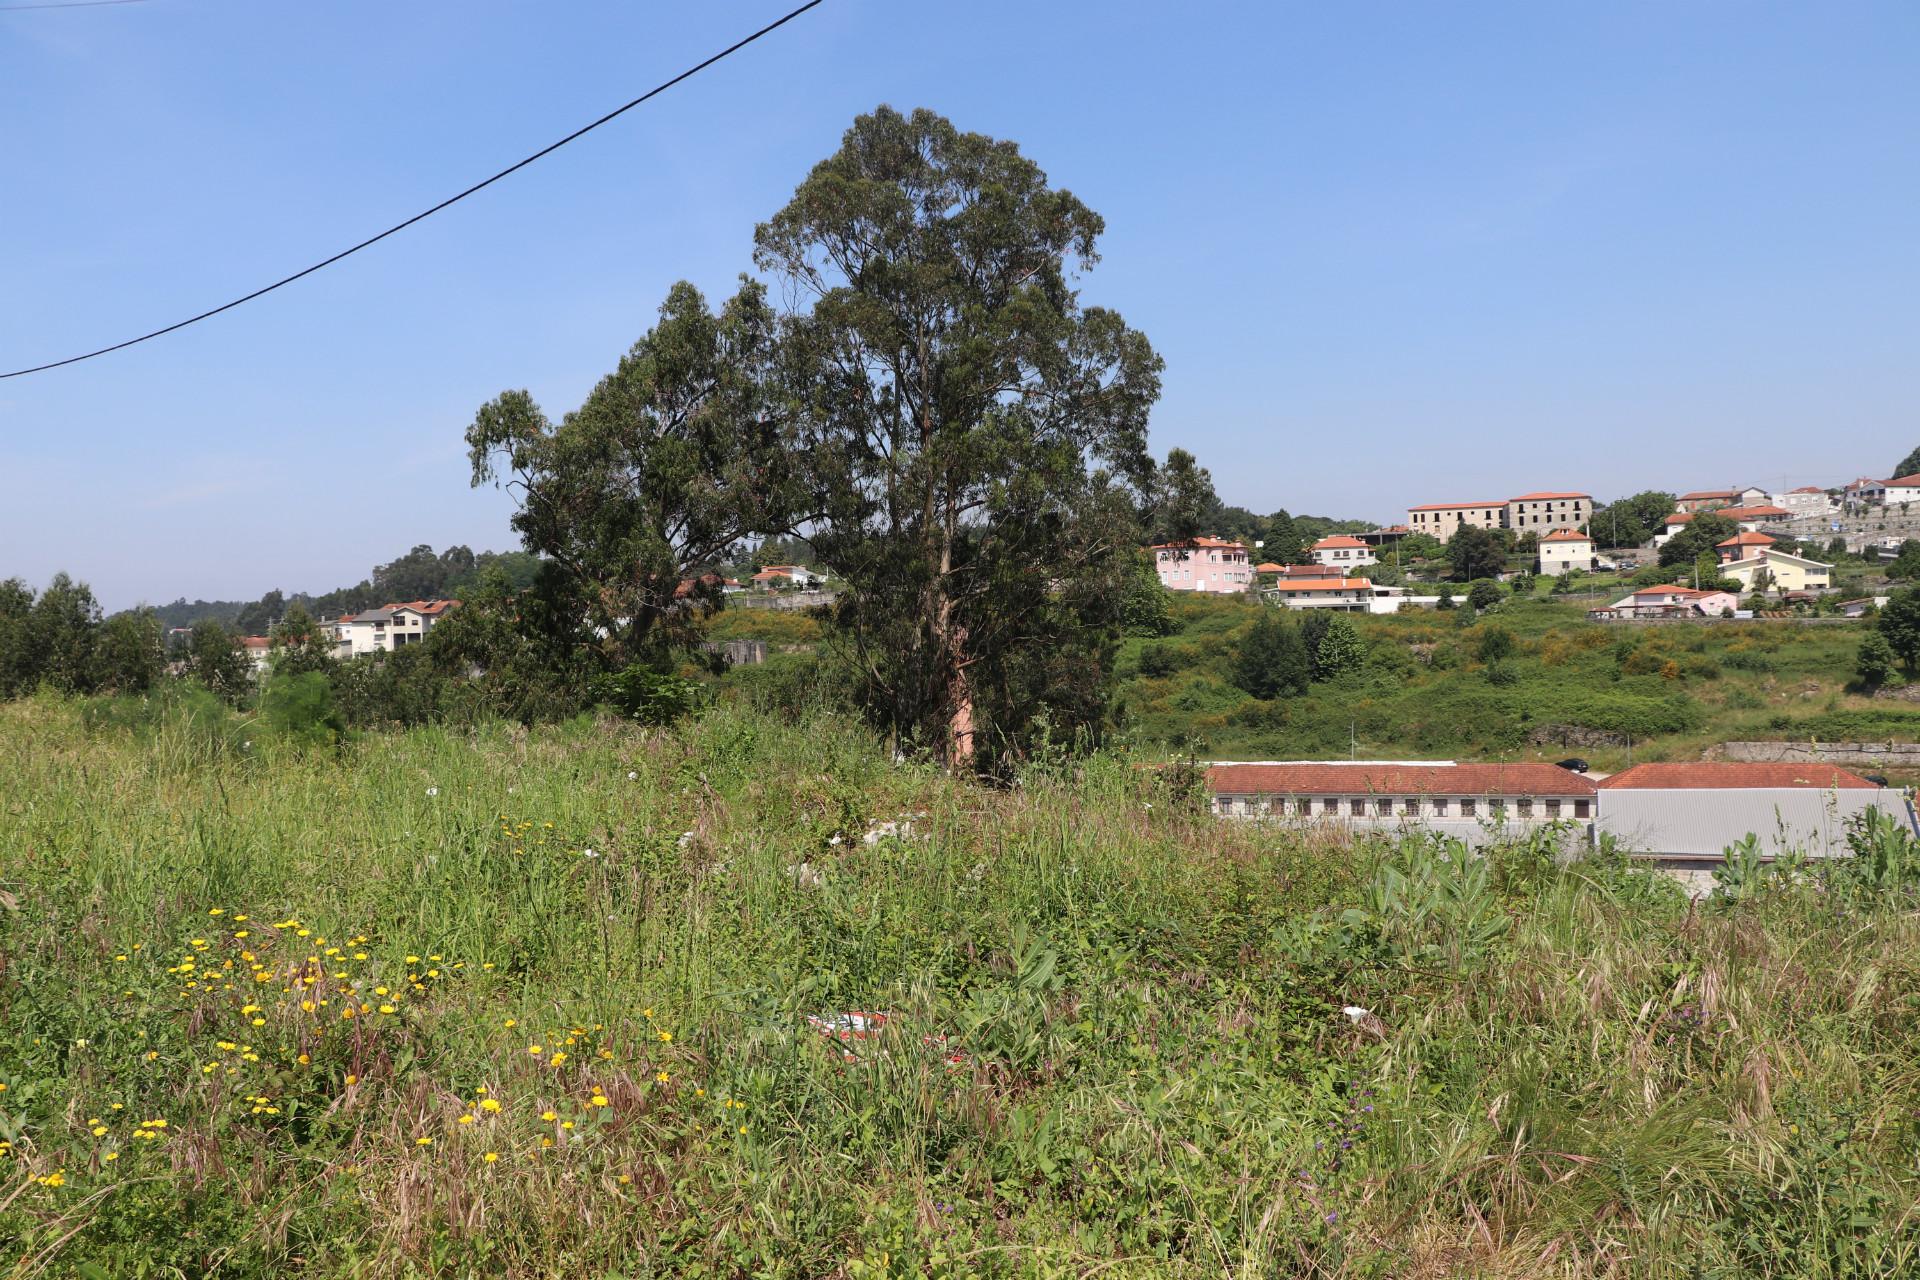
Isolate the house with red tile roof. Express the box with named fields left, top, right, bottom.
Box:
left=1405, top=491, right=1592, bottom=541
left=1715, top=533, right=1831, bottom=593
left=1206, top=760, right=1596, bottom=843
left=1538, top=528, right=1595, bottom=575
left=1149, top=537, right=1253, bottom=594
left=328, top=600, right=461, bottom=657
left=750, top=564, right=824, bottom=591
left=1854, top=474, right=1920, bottom=507
left=1595, top=584, right=1739, bottom=620
left=1309, top=534, right=1377, bottom=569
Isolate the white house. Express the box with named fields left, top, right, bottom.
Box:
left=1597, top=585, right=1740, bottom=619
left=1858, top=474, right=1920, bottom=507
left=1715, top=534, right=1832, bottom=593
left=751, top=565, right=825, bottom=591
left=329, top=599, right=459, bottom=657
left=1715, top=504, right=1794, bottom=532
left=1150, top=538, right=1253, bottom=594
left=1261, top=576, right=1373, bottom=611
left=239, top=636, right=273, bottom=674
left=1538, top=529, right=1595, bottom=575
left=1207, top=761, right=1598, bottom=847
left=1770, top=487, right=1832, bottom=515
left=1309, top=535, right=1377, bottom=569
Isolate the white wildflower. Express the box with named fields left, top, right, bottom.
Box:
left=1341, top=1006, right=1370, bottom=1024
left=582, top=848, right=600, bottom=860
left=426, top=786, right=439, bottom=797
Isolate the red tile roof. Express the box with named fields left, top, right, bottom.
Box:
left=1540, top=529, right=1591, bottom=543
left=1265, top=577, right=1372, bottom=592
left=384, top=600, right=459, bottom=616
left=1149, top=537, right=1248, bottom=551
left=1254, top=562, right=1284, bottom=573
left=1718, top=504, right=1791, bottom=520
left=1408, top=501, right=1504, bottom=511
left=1312, top=535, right=1369, bottom=549
left=1508, top=491, right=1591, bottom=501
left=1717, top=531, right=1776, bottom=548
left=240, top=636, right=272, bottom=650
left=1789, top=486, right=1826, bottom=494
left=1625, top=585, right=1721, bottom=598
left=1598, top=763, right=1879, bottom=791
left=1885, top=473, right=1920, bottom=488
left=1209, top=762, right=1597, bottom=797
left=1679, top=489, right=1739, bottom=501
left=1664, top=511, right=1694, bottom=525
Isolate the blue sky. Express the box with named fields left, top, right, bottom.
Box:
left=3, top=1, right=1915, bottom=610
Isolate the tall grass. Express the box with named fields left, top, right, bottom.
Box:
left=1, top=699, right=1917, bottom=1276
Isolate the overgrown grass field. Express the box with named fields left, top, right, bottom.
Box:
left=1115, top=596, right=1909, bottom=768
left=4, top=699, right=1920, bottom=1276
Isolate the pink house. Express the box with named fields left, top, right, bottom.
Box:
left=1150, top=537, right=1253, bottom=593
left=1600, top=585, right=1739, bottom=619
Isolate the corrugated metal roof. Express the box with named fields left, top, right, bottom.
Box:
left=1596, top=789, right=1894, bottom=858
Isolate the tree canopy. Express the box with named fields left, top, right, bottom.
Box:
left=1448, top=527, right=1508, bottom=581
left=1659, top=513, right=1738, bottom=567
left=468, top=279, right=793, bottom=669
left=1589, top=491, right=1677, bottom=547
left=1892, top=446, right=1920, bottom=480
left=755, top=105, right=1163, bottom=769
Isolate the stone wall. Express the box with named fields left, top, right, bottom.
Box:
left=1719, top=741, right=1920, bottom=767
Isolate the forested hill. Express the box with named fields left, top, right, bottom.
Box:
left=136, top=544, right=543, bottom=631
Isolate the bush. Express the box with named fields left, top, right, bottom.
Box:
left=590, top=665, right=707, bottom=725
left=258, top=671, right=346, bottom=747
left=1137, top=644, right=1178, bottom=678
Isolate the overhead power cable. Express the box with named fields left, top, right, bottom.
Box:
left=1, top=0, right=824, bottom=378
left=0, top=0, right=153, bottom=12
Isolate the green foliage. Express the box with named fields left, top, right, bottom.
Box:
left=1466, top=579, right=1504, bottom=611
left=1233, top=611, right=1309, bottom=700
left=590, top=665, right=707, bottom=726
left=1892, top=445, right=1920, bottom=481
left=1855, top=633, right=1897, bottom=688
left=93, top=607, right=165, bottom=694
left=258, top=670, right=345, bottom=747
left=1589, top=490, right=1678, bottom=547
left=1474, top=625, right=1515, bottom=664
left=758, top=105, right=1162, bottom=770
left=1448, top=527, right=1508, bottom=581
left=269, top=603, right=335, bottom=677
left=1878, top=588, right=1920, bottom=672
left=1314, top=614, right=1365, bottom=680
left=1118, top=549, right=1175, bottom=637
left=1883, top=541, right=1920, bottom=580
left=1660, top=512, right=1737, bottom=566
left=1264, top=509, right=1304, bottom=564
left=6, top=701, right=1920, bottom=1273
left=185, top=619, right=253, bottom=705
left=1147, top=448, right=1218, bottom=545
left=468, top=280, right=792, bottom=670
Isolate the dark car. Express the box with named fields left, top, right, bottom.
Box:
left=1866, top=774, right=1890, bottom=787
left=1554, top=758, right=1590, bottom=774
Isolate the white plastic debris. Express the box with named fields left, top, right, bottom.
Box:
left=1341, top=1006, right=1370, bottom=1023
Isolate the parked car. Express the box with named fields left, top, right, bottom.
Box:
left=1554, top=758, right=1590, bottom=774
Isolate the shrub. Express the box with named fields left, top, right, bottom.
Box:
left=590, top=665, right=707, bottom=725
left=258, top=671, right=346, bottom=747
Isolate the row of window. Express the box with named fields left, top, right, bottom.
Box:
left=1214, top=795, right=1591, bottom=819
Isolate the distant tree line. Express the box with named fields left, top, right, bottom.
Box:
left=143, top=544, right=543, bottom=633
